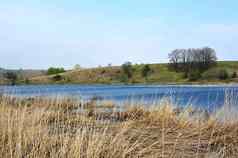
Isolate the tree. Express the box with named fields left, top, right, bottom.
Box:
left=168, top=49, right=182, bottom=71
left=122, top=62, right=133, bottom=79
left=168, top=47, right=217, bottom=78
left=197, top=47, right=217, bottom=71
left=4, top=71, right=18, bottom=85
left=141, top=64, right=151, bottom=79
left=47, top=67, right=65, bottom=75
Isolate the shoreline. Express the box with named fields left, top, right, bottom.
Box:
left=1, top=82, right=238, bottom=87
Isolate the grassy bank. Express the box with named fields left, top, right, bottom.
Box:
left=28, top=61, right=238, bottom=85
left=0, top=95, right=238, bottom=157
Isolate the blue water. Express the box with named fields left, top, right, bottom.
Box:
left=0, top=84, right=238, bottom=110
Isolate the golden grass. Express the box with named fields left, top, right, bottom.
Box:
left=0, top=96, right=238, bottom=158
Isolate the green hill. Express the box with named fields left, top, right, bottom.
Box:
left=28, top=61, right=238, bottom=85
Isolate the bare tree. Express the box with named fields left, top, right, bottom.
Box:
left=168, top=47, right=217, bottom=79
left=168, top=49, right=181, bottom=71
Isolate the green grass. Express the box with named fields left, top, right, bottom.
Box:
left=217, top=61, right=238, bottom=69
left=27, top=61, right=238, bottom=85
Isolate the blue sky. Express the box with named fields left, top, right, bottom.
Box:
left=0, top=0, right=238, bottom=69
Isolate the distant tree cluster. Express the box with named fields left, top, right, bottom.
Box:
left=122, top=62, right=133, bottom=79
left=141, top=64, right=152, bottom=79
left=3, top=71, right=18, bottom=85
left=120, top=62, right=153, bottom=83
left=168, top=47, right=217, bottom=80
left=47, top=67, right=65, bottom=75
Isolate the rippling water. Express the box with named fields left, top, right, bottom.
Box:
left=1, top=84, right=238, bottom=110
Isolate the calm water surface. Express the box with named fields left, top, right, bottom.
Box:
left=0, top=84, right=238, bottom=110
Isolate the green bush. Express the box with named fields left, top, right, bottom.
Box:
left=24, top=78, right=30, bottom=84
left=202, top=69, right=218, bottom=79
left=119, top=74, right=129, bottom=83
left=188, top=70, right=201, bottom=81
left=47, top=67, right=65, bottom=75
left=3, top=71, right=18, bottom=85
left=52, top=75, right=63, bottom=81
left=182, top=72, right=188, bottom=79
left=141, top=64, right=152, bottom=78
left=122, top=62, right=133, bottom=79
left=202, top=68, right=229, bottom=80
left=232, top=72, right=237, bottom=78
left=218, top=69, right=229, bottom=80
left=101, top=69, right=106, bottom=74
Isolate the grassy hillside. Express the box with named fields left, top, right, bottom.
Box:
left=0, top=69, right=46, bottom=85
left=28, top=61, right=238, bottom=85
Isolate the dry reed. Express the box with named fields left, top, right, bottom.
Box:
left=0, top=95, right=238, bottom=158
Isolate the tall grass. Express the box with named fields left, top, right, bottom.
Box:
left=0, top=95, right=238, bottom=158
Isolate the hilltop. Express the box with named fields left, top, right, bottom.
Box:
left=27, top=61, right=238, bottom=85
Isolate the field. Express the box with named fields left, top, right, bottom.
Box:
left=0, top=95, right=238, bottom=158
left=28, top=61, right=238, bottom=85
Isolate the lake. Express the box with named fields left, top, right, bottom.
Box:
left=0, top=84, right=238, bottom=110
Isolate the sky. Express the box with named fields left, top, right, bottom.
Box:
left=0, top=0, right=238, bottom=69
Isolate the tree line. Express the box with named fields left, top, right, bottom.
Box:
left=168, top=47, right=217, bottom=80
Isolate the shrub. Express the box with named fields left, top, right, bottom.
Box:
left=3, top=71, right=18, bottom=85
left=188, top=70, right=201, bottom=81
left=141, top=64, right=152, bottom=78
left=47, top=67, right=65, bottom=75
left=232, top=72, right=237, bottom=78
left=65, top=77, right=71, bottom=82
left=182, top=72, right=188, bottom=79
left=101, top=69, right=106, bottom=74
left=218, top=69, right=229, bottom=80
left=202, top=68, right=229, bottom=80
left=122, top=62, right=133, bottom=79
left=202, top=69, right=218, bottom=79
left=119, top=74, right=129, bottom=83
left=116, top=70, right=121, bottom=74
left=24, top=78, right=30, bottom=84
left=52, top=74, right=63, bottom=81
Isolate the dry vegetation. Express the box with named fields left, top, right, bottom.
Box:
left=0, top=95, right=238, bottom=158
